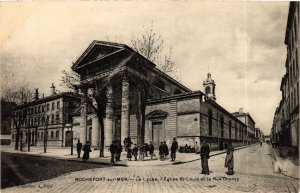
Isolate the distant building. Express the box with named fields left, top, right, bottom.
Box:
left=232, top=109, right=256, bottom=144
left=10, top=85, right=81, bottom=147
left=271, top=2, right=299, bottom=150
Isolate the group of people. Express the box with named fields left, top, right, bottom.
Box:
left=125, top=140, right=156, bottom=161
left=158, top=138, right=179, bottom=161
left=200, top=139, right=235, bottom=175
left=108, top=139, right=123, bottom=163
left=76, top=137, right=235, bottom=176
left=76, top=140, right=92, bottom=162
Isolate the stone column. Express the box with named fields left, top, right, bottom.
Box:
left=80, top=89, right=87, bottom=145
left=91, top=99, right=99, bottom=147
left=121, top=77, right=130, bottom=142
left=105, top=85, right=113, bottom=146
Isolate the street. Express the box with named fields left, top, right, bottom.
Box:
left=1, top=144, right=298, bottom=193
left=1, top=152, right=107, bottom=189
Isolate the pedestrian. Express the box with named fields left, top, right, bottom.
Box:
left=115, top=140, right=122, bottom=162
left=194, top=141, right=199, bottom=154
left=148, top=141, right=155, bottom=160
left=109, top=141, right=116, bottom=163
left=260, top=140, right=262, bottom=147
left=145, top=143, right=149, bottom=157
left=132, top=144, right=138, bottom=161
left=77, top=140, right=83, bottom=158
left=127, top=145, right=132, bottom=161
left=159, top=142, right=165, bottom=161
left=82, top=141, right=92, bottom=162
left=171, top=138, right=178, bottom=162
left=225, top=143, right=234, bottom=175
left=163, top=141, right=169, bottom=158
left=200, top=139, right=210, bottom=175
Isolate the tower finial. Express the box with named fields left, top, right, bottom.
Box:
left=203, top=73, right=216, bottom=101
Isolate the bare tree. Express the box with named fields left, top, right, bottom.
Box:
left=130, top=22, right=177, bottom=78
left=131, top=23, right=163, bottom=63
left=1, top=75, right=33, bottom=150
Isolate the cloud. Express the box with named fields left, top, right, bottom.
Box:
left=0, top=1, right=290, bottom=135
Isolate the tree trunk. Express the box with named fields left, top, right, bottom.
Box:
left=28, top=131, right=31, bottom=152
left=15, top=128, right=20, bottom=150
left=44, top=129, right=48, bottom=153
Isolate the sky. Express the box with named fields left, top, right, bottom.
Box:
left=0, top=1, right=290, bottom=135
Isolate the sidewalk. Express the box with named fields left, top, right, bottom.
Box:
left=0, top=144, right=254, bottom=167
left=272, top=148, right=299, bottom=179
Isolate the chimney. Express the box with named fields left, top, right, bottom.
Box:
left=239, top=108, right=243, bottom=114
left=42, top=93, right=45, bottom=98
left=34, top=88, right=39, bottom=100
left=50, top=83, right=56, bottom=95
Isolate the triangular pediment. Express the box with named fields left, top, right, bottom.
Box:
left=72, top=41, right=126, bottom=70
left=147, top=110, right=168, bottom=119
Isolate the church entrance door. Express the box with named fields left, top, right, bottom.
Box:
left=152, top=122, right=163, bottom=148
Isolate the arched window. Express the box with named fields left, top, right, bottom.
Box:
left=240, top=125, right=242, bottom=140
left=208, top=110, right=213, bottom=136
left=235, top=123, right=238, bottom=139
left=220, top=116, right=224, bottom=138
left=205, top=87, right=211, bottom=95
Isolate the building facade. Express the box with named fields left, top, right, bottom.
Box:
left=271, top=2, right=299, bottom=150
left=10, top=86, right=81, bottom=147
left=232, top=109, right=256, bottom=144
left=70, top=40, right=250, bottom=150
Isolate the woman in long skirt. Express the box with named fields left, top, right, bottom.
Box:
left=82, top=141, right=92, bottom=162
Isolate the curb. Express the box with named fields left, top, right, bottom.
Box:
left=271, top=148, right=299, bottom=179
left=172, top=144, right=256, bottom=165
left=1, top=150, right=127, bottom=167
left=1, top=144, right=256, bottom=167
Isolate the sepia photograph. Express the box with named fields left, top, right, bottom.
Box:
left=0, top=1, right=299, bottom=193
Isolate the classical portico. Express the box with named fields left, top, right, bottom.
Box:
left=72, top=41, right=155, bottom=147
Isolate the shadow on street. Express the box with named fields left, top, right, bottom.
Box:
left=1, top=152, right=109, bottom=189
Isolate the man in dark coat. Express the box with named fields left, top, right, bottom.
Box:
left=163, top=141, right=169, bottom=158
left=200, top=139, right=210, bottom=175
left=82, top=141, right=92, bottom=162
left=76, top=140, right=83, bottom=158
left=159, top=142, right=165, bottom=161
left=132, top=144, right=138, bottom=161
left=225, top=143, right=234, bottom=175
left=148, top=141, right=155, bottom=160
left=109, top=141, right=116, bottom=163
left=171, top=138, right=178, bottom=162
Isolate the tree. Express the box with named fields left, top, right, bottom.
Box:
left=1, top=75, right=33, bottom=150
left=130, top=22, right=177, bottom=78
left=130, top=23, right=178, bottom=159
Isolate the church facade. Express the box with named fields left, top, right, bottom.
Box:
left=70, top=41, right=250, bottom=150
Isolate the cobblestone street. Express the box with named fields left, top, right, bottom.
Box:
left=2, top=144, right=298, bottom=193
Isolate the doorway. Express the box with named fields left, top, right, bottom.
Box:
left=65, top=131, right=72, bottom=147
left=152, top=122, right=163, bottom=148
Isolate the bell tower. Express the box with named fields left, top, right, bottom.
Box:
left=203, top=73, right=216, bottom=101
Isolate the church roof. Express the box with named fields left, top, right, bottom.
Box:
left=72, top=40, right=156, bottom=72
left=72, top=40, right=191, bottom=93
